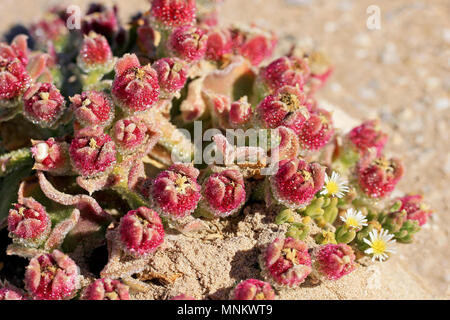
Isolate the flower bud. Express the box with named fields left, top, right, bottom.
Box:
left=168, top=25, right=208, bottom=62
left=270, top=159, right=325, bottom=209
left=200, top=169, right=246, bottom=218
left=260, top=237, right=311, bottom=288
left=31, top=138, right=71, bottom=175
left=150, top=0, right=197, bottom=29
left=231, top=279, right=275, bottom=300
left=112, top=54, right=160, bottom=113
left=118, top=207, right=165, bottom=257
left=151, top=163, right=201, bottom=220
left=82, top=279, right=130, bottom=300
left=8, top=198, right=51, bottom=247
left=77, top=32, right=114, bottom=74
left=69, top=127, right=116, bottom=177
left=70, top=91, right=114, bottom=128
left=25, top=250, right=80, bottom=300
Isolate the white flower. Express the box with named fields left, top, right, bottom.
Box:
left=320, top=171, right=349, bottom=198
left=340, top=208, right=368, bottom=230
left=363, top=229, right=396, bottom=262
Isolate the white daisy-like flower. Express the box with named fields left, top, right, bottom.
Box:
left=363, top=228, right=396, bottom=262
left=340, top=208, right=368, bottom=230
left=320, top=171, right=349, bottom=198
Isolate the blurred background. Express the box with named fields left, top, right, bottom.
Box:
left=0, top=0, right=448, bottom=298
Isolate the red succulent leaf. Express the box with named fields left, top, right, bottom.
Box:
left=257, top=85, right=309, bottom=134
left=299, top=107, right=334, bottom=151
left=270, top=158, right=325, bottom=209
left=23, top=82, right=66, bottom=127
left=357, top=154, right=404, bottom=199
left=395, top=194, right=432, bottom=226
left=69, top=127, right=116, bottom=177
left=70, top=91, right=114, bottom=128
left=82, top=278, right=130, bottom=300
left=151, top=163, right=201, bottom=219
left=314, top=244, right=356, bottom=280
left=150, top=0, right=197, bottom=29
left=112, top=54, right=160, bottom=113
left=201, top=169, right=246, bottom=217
left=118, top=207, right=165, bottom=257
left=169, top=25, right=208, bottom=62
left=348, top=119, right=388, bottom=157
left=152, top=57, right=188, bottom=97
left=25, top=250, right=80, bottom=300
left=231, top=279, right=275, bottom=300
left=0, top=58, right=31, bottom=102
left=261, top=237, right=311, bottom=288
left=8, top=197, right=51, bottom=245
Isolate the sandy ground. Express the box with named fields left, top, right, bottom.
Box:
left=0, top=0, right=448, bottom=299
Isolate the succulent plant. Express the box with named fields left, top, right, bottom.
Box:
left=150, top=0, right=197, bottom=30
left=168, top=25, right=208, bottom=62
left=258, top=56, right=310, bottom=92
left=22, top=82, right=66, bottom=127
left=231, top=279, right=275, bottom=300
left=396, top=194, right=433, bottom=226
left=0, top=282, right=27, bottom=300
left=70, top=91, right=114, bottom=128
left=31, top=138, right=71, bottom=175
left=77, top=32, right=115, bottom=74
left=0, top=58, right=31, bottom=107
left=24, top=250, right=80, bottom=300
left=348, top=120, right=388, bottom=157
left=69, top=126, right=116, bottom=177
left=150, top=163, right=201, bottom=220
left=81, top=279, right=130, bottom=300
left=357, top=155, right=404, bottom=199
left=205, top=28, right=233, bottom=61
left=313, top=244, right=356, bottom=280
left=299, top=107, right=334, bottom=151
left=0, top=0, right=434, bottom=301
left=118, top=207, right=165, bottom=257
left=199, top=169, right=246, bottom=218
left=257, top=85, right=309, bottom=135
left=153, top=57, right=188, bottom=98
left=8, top=198, right=51, bottom=247
left=112, top=54, right=160, bottom=113
left=269, top=159, right=325, bottom=210
left=260, top=237, right=312, bottom=288
left=81, top=4, right=119, bottom=39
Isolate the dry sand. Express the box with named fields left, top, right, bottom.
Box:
left=0, top=0, right=448, bottom=299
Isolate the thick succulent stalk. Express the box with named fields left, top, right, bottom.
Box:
left=0, top=148, right=32, bottom=177
left=146, top=109, right=195, bottom=164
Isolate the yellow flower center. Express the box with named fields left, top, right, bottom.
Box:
left=89, top=138, right=98, bottom=149
left=326, top=181, right=339, bottom=195
left=82, top=98, right=92, bottom=107
left=254, top=293, right=265, bottom=300
left=371, top=239, right=387, bottom=255
left=175, top=175, right=190, bottom=194
left=135, top=68, right=146, bottom=81
left=345, top=217, right=359, bottom=228
left=301, top=170, right=311, bottom=181
left=18, top=206, right=25, bottom=215
left=282, top=248, right=298, bottom=265
left=280, top=93, right=300, bottom=112
left=39, top=92, right=50, bottom=101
